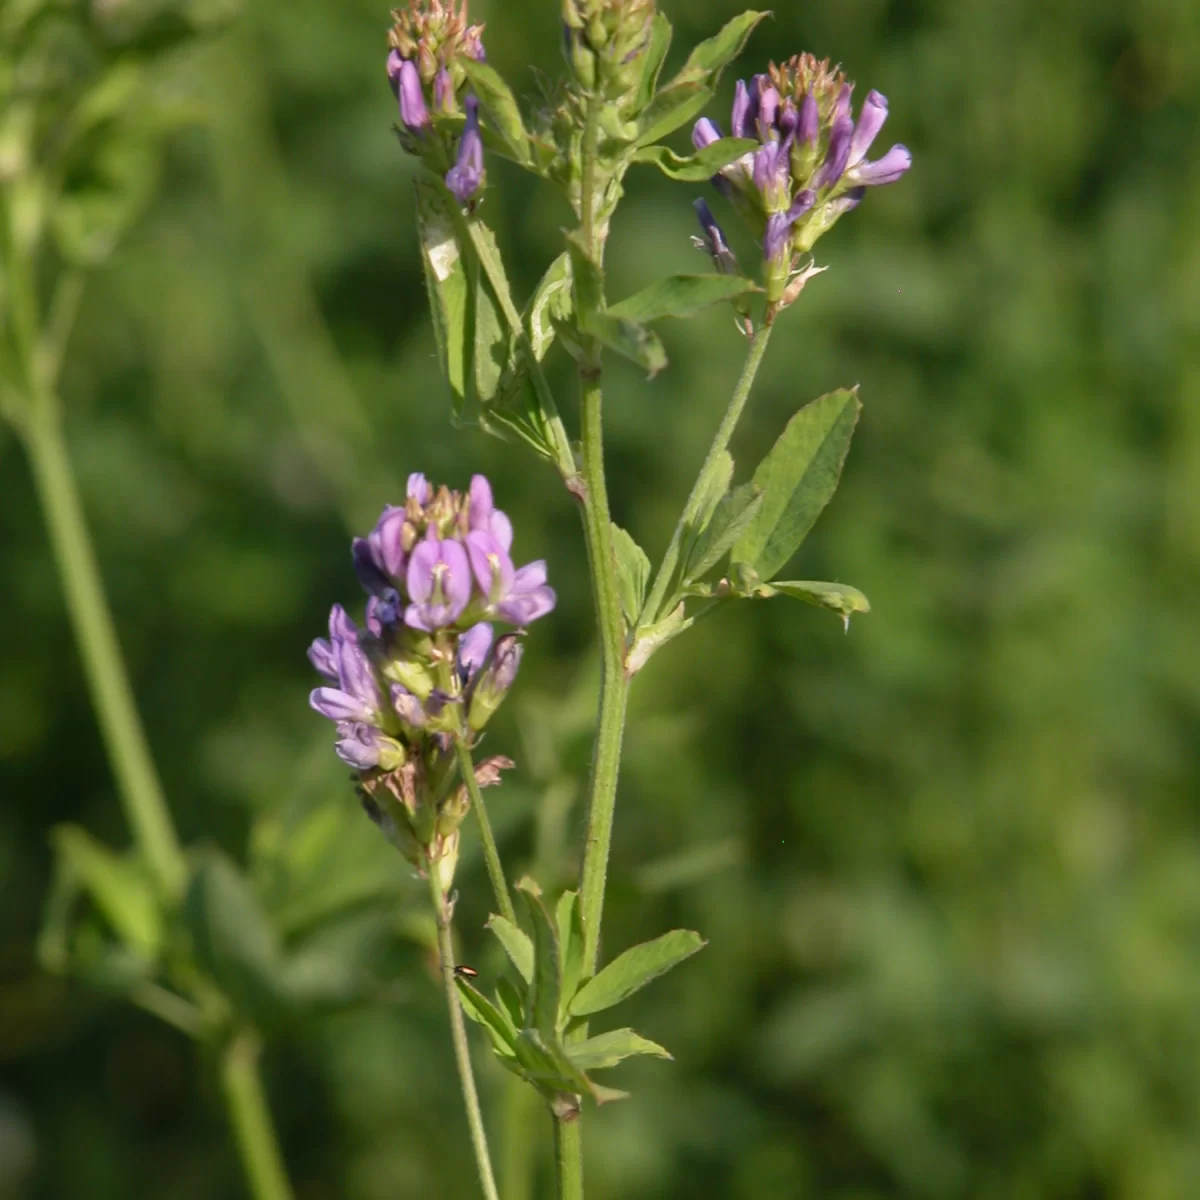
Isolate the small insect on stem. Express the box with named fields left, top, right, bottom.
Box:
left=453, top=964, right=479, bottom=979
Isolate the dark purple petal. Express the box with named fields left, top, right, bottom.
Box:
left=692, top=117, right=721, bottom=150
left=815, top=114, right=853, bottom=189
left=833, top=84, right=852, bottom=125
left=397, top=59, right=429, bottom=132
left=371, top=506, right=408, bottom=579
left=848, top=89, right=888, bottom=167
left=799, top=94, right=819, bottom=148
left=311, top=687, right=374, bottom=723
left=731, top=79, right=755, bottom=139
left=445, top=96, right=484, bottom=205
left=692, top=198, right=740, bottom=275
left=763, top=212, right=793, bottom=265
left=407, top=473, right=431, bottom=505
left=352, top=537, right=389, bottom=593
left=848, top=144, right=911, bottom=186
left=466, top=530, right=516, bottom=601
left=308, top=638, right=337, bottom=683
left=458, top=622, right=495, bottom=681
left=372, top=588, right=402, bottom=628
left=779, top=99, right=799, bottom=137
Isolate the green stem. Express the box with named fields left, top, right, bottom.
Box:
left=219, top=1030, right=295, bottom=1200
left=466, top=220, right=577, bottom=483
left=554, top=1116, right=584, bottom=1200
left=454, top=734, right=516, bottom=924
left=427, top=866, right=502, bottom=1200
left=639, top=323, right=775, bottom=627
left=22, top=405, right=186, bottom=898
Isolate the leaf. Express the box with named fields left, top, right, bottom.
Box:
left=463, top=60, right=531, bottom=164
left=495, top=976, right=526, bottom=1032
left=635, top=81, right=714, bottom=148
left=625, top=602, right=691, bottom=676
left=586, top=312, right=668, bottom=377
left=568, top=929, right=706, bottom=1017
left=556, top=891, right=584, bottom=1029
left=280, top=909, right=391, bottom=1009
left=49, top=826, right=162, bottom=959
left=632, top=138, right=757, bottom=181
left=565, top=230, right=604, bottom=322
left=456, top=978, right=520, bottom=1058
left=752, top=580, right=872, bottom=628
left=673, top=11, right=770, bottom=87
left=467, top=225, right=512, bottom=406
left=184, top=851, right=286, bottom=1023
left=732, top=388, right=862, bottom=581
left=685, top=482, right=764, bottom=583
left=566, top=1029, right=673, bottom=1071
left=612, top=524, right=651, bottom=629
left=609, top=275, right=758, bottom=324
left=528, top=252, right=573, bottom=363
left=632, top=13, right=673, bottom=114
left=415, top=177, right=469, bottom=417
left=518, top=879, right=561, bottom=1039
left=486, top=913, right=533, bottom=986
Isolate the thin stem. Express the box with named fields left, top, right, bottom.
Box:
left=639, top=323, right=776, bottom=627
left=22, top=404, right=186, bottom=898
left=219, top=1030, right=295, bottom=1200
left=454, top=734, right=516, bottom=924
left=554, top=1117, right=584, bottom=1200
left=466, top=219, right=577, bottom=483
left=427, top=865, right=502, bottom=1200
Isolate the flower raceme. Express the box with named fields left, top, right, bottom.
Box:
left=307, top=475, right=552, bottom=885
left=387, top=1, right=488, bottom=205
left=692, top=54, right=912, bottom=304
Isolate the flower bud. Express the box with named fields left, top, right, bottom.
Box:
left=467, top=634, right=524, bottom=730
left=561, top=0, right=656, bottom=100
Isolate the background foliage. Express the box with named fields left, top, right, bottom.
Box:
left=3, top=0, right=1200, bottom=1196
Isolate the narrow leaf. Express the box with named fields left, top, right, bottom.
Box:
left=495, top=976, right=526, bottom=1032
left=528, top=252, right=573, bottom=362
left=566, top=1028, right=673, bottom=1071
left=486, top=913, right=533, bottom=985
left=463, top=60, right=531, bottom=164
left=556, top=891, right=584, bottom=1028
left=626, top=602, right=691, bottom=676
left=732, top=388, right=862, bottom=581
left=612, top=525, right=651, bottom=629
left=609, top=275, right=758, bottom=324
left=456, top=978, right=520, bottom=1058
left=518, top=879, right=561, bottom=1039
left=586, top=312, right=667, bottom=377
left=636, top=82, right=713, bottom=148
left=752, top=580, right=871, bottom=627
left=569, top=929, right=706, bottom=1017
left=685, top=483, right=764, bottom=582
left=673, top=12, right=769, bottom=87
left=633, top=13, right=673, bottom=113
left=414, top=177, right=469, bottom=416
left=632, top=138, right=757, bottom=181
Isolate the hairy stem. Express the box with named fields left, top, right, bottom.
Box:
left=640, top=323, right=775, bottom=626
left=554, top=1116, right=584, bottom=1200
left=454, top=735, right=516, bottom=924
left=427, top=866, right=502, bottom=1200
left=219, top=1030, right=295, bottom=1200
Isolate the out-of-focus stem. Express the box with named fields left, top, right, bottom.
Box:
left=219, top=1030, right=295, bottom=1200
left=454, top=734, right=516, bottom=924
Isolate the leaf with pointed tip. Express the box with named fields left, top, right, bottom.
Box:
left=528, top=252, right=573, bottom=362
left=685, top=483, right=765, bottom=583
left=414, top=177, right=469, bottom=417
left=587, top=313, right=668, bottom=377
left=732, top=388, right=862, bottom=580
left=752, top=580, right=871, bottom=626
left=486, top=913, right=533, bottom=986
left=568, top=929, right=706, bottom=1017
left=626, top=602, right=691, bottom=676
left=463, top=60, right=531, bottom=165
left=612, top=525, right=651, bottom=630
left=636, top=82, right=714, bottom=148
left=633, top=13, right=673, bottom=113
left=496, top=975, right=526, bottom=1033
left=673, top=12, right=770, bottom=87
left=456, top=977, right=520, bottom=1058
left=518, top=880, right=561, bottom=1039
left=566, top=1029, right=674, bottom=1072
left=609, top=275, right=758, bottom=324
left=633, top=138, right=757, bottom=181
left=556, top=891, right=584, bottom=1028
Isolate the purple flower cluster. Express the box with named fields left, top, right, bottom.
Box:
left=691, top=54, right=911, bottom=302
left=387, top=1, right=487, bottom=205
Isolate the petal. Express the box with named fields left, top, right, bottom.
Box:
left=407, top=540, right=440, bottom=604
left=815, top=113, right=853, bottom=189
left=497, top=585, right=556, bottom=626
left=468, top=474, right=494, bottom=530
left=848, top=144, right=911, bottom=186
left=458, top=622, right=495, bottom=680
left=440, top=539, right=473, bottom=619
left=398, top=59, right=429, bottom=131
left=352, top=538, right=388, bottom=593
left=511, top=560, right=548, bottom=592
left=799, top=94, right=819, bottom=147
left=731, top=79, right=755, bottom=139
left=489, top=510, right=513, bottom=551
left=407, top=472, right=431, bottom=504
left=307, top=638, right=337, bottom=682
left=310, top=688, right=373, bottom=723
left=847, top=89, right=888, bottom=168
left=329, top=604, right=358, bottom=643
left=373, top=507, right=408, bottom=579
left=692, top=117, right=721, bottom=150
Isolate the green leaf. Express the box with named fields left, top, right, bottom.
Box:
left=462, top=60, right=531, bottom=165
left=612, top=524, right=651, bottom=629
left=184, top=851, right=286, bottom=1023
left=414, top=176, right=469, bottom=417
left=673, top=11, right=770, bottom=87
left=635, top=82, right=714, bottom=148
left=685, top=482, right=765, bottom=583
left=280, top=909, right=391, bottom=1009
left=495, top=976, right=526, bottom=1032
left=565, top=230, right=604, bottom=322
left=456, top=978, right=520, bottom=1058
left=626, top=601, right=691, bottom=676
left=518, top=879, right=561, bottom=1039
left=609, top=275, right=758, bottom=324
left=568, top=929, right=706, bottom=1017
left=486, top=913, right=533, bottom=986
left=49, top=826, right=162, bottom=960
left=732, top=388, right=862, bottom=580
left=566, top=1028, right=674, bottom=1071
left=586, top=312, right=668, bottom=377
left=751, top=580, right=872, bottom=628
left=556, top=891, right=584, bottom=1029
left=528, top=252, right=573, bottom=363
left=632, top=138, right=757, bottom=181
left=468, top=229, right=511, bottom=406
left=633, top=13, right=673, bottom=114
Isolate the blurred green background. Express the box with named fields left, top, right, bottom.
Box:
left=4, top=0, right=1200, bottom=1196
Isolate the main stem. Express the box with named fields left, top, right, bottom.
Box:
left=554, top=1118, right=584, bottom=1200
left=219, top=1031, right=295, bottom=1200
left=22, top=405, right=186, bottom=899
left=640, top=322, right=775, bottom=627
left=428, top=866, right=502, bottom=1200
left=454, top=735, right=516, bottom=924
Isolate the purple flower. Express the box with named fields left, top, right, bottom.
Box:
left=390, top=683, right=426, bottom=728
left=354, top=506, right=410, bottom=593
left=798, top=94, right=819, bottom=148
left=445, top=95, right=484, bottom=205
left=848, top=89, right=888, bottom=168
left=814, top=113, right=853, bottom=190
left=394, top=58, right=430, bottom=133
left=847, top=144, right=912, bottom=187
left=763, top=191, right=815, bottom=265
left=457, top=622, right=495, bottom=682
left=434, top=68, right=454, bottom=114
left=731, top=79, right=755, bottom=138
left=467, top=633, right=524, bottom=731
left=335, top=722, right=384, bottom=770
left=468, top=474, right=513, bottom=549
left=466, top=531, right=555, bottom=625
left=692, top=199, right=740, bottom=276
left=692, top=118, right=722, bottom=150
left=408, top=473, right=431, bottom=506
left=405, top=536, right=473, bottom=631
left=310, top=625, right=384, bottom=724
